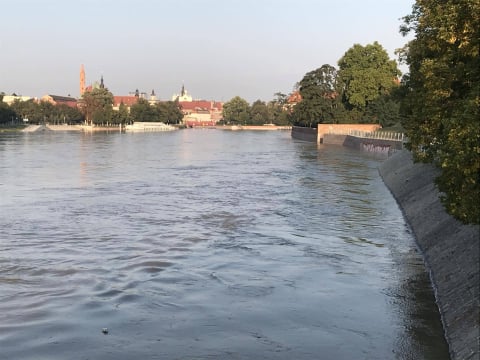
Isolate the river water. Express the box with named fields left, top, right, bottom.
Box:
left=0, top=129, right=449, bottom=359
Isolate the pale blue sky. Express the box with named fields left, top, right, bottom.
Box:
left=0, top=0, right=414, bottom=103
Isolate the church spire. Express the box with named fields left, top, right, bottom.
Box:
left=100, top=75, right=105, bottom=89
left=181, top=83, right=185, bottom=96
left=80, top=64, right=85, bottom=96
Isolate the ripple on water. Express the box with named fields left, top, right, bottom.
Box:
left=0, top=131, right=450, bottom=359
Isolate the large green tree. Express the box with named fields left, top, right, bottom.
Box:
left=81, top=88, right=114, bottom=125
left=400, top=0, right=480, bottom=223
left=222, top=96, right=250, bottom=124
left=338, top=42, right=401, bottom=117
left=250, top=100, right=269, bottom=125
left=291, top=64, right=343, bottom=127
left=130, top=98, right=159, bottom=122
left=157, top=101, right=183, bottom=124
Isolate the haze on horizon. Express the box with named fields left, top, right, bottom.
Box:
left=0, top=0, right=414, bottom=103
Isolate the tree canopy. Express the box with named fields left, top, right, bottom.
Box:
left=80, top=88, right=114, bottom=125
left=338, top=41, right=401, bottom=111
left=222, top=96, right=250, bottom=124
left=289, top=44, right=402, bottom=127
left=291, top=64, right=344, bottom=127
left=400, top=0, right=480, bottom=223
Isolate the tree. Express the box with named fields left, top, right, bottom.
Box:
left=400, top=0, right=480, bottom=223
left=157, top=101, right=183, bottom=124
left=266, top=93, right=290, bottom=126
left=80, top=88, right=114, bottom=125
left=290, top=64, right=343, bottom=127
left=130, top=98, right=158, bottom=122
left=222, top=96, right=250, bottom=124
left=250, top=100, right=269, bottom=125
left=112, top=102, right=131, bottom=125
left=0, top=101, right=16, bottom=124
left=363, top=93, right=401, bottom=127
left=9, top=99, right=38, bottom=122
left=338, top=42, right=401, bottom=116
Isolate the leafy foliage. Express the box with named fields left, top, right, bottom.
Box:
left=157, top=101, right=183, bottom=124
left=338, top=42, right=401, bottom=113
left=250, top=100, right=269, bottom=125
left=112, top=102, right=131, bottom=125
left=290, top=64, right=344, bottom=127
left=80, top=88, right=114, bottom=125
left=0, top=101, right=16, bottom=124
left=222, top=96, right=250, bottom=124
left=267, top=93, right=290, bottom=125
left=130, top=98, right=158, bottom=122
left=2, top=98, right=83, bottom=124
left=400, top=0, right=480, bottom=224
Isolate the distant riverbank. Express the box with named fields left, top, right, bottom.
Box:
left=216, top=125, right=292, bottom=131
left=379, top=150, right=479, bottom=360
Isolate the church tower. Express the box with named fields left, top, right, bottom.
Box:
left=80, top=64, right=85, bottom=96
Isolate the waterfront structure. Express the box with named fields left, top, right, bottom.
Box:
left=124, top=121, right=176, bottom=132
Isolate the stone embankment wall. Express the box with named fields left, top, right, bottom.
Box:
left=379, top=150, right=479, bottom=360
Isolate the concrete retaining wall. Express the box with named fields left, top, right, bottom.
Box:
left=291, top=126, right=318, bottom=142
left=379, top=150, right=479, bottom=360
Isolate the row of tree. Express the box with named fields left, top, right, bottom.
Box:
left=222, top=42, right=402, bottom=128
left=0, top=89, right=185, bottom=126
left=80, top=88, right=184, bottom=125
left=0, top=95, right=84, bottom=125
left=220, top=94, right=290, bottom=126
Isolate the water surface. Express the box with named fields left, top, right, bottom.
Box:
left=0, top=130, right=449, bottom=359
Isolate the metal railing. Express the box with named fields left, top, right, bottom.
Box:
left=328, top=129, right=405, bottom=142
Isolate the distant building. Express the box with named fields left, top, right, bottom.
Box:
left=148, top=89, right=158, bottom=105
left=285, top=91, right=302, bottom=111
left=41, top=94, right=77, bottom=108
left=113, top=95, right=139, bottom=111
left=1, top=95, right=32, bottom=105
left=171, top=84, right=193, bottom=102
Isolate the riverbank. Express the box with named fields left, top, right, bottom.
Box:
left=379, top=150, right=479, bottom=360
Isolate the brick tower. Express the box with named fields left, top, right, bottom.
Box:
left=80, top=64, right=85, bottom=96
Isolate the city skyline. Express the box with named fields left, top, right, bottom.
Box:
left=1, top=0, right=414, bottom=103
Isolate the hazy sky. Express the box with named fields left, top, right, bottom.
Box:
left=1, top=0, right=414, bottom=103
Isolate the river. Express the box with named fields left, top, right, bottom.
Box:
left=0, top=129, right=449, bottom=359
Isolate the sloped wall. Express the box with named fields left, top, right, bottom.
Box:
left=379, top=150, right=480, bottom=360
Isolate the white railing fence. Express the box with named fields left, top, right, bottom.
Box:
left=328, top=129, right=405, bottom=141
